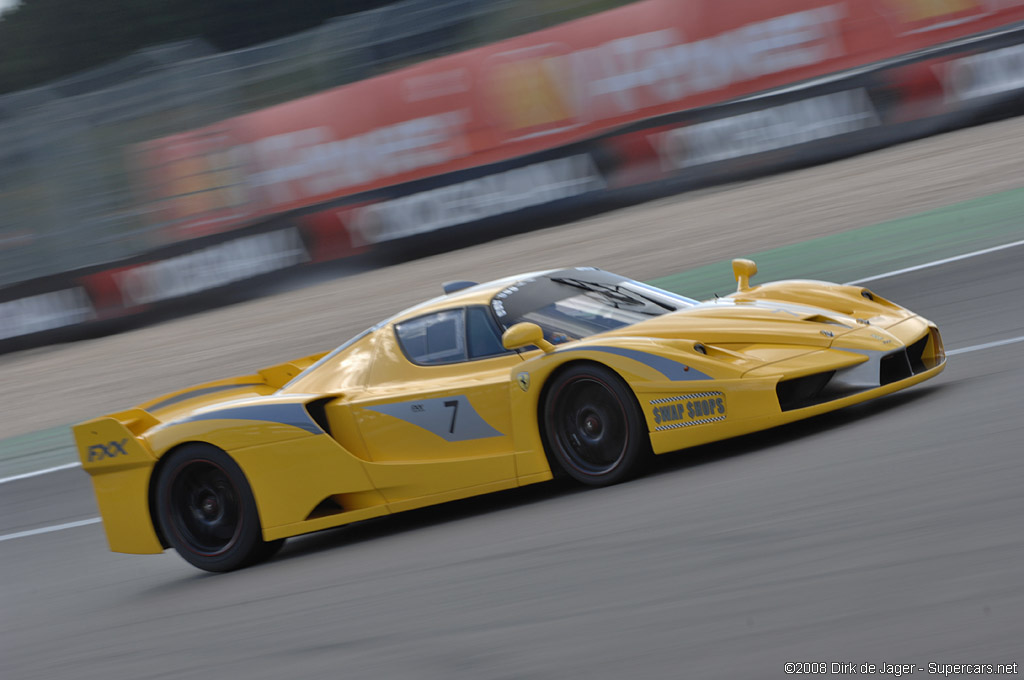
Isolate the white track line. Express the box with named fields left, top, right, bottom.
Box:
left=845, top=238, right=1024, bottom=285
left=0, top=461, right=81, bottom=485
left=946, top=335, right=1024, bottom=356
left=0, top=517, right=101, bottom=543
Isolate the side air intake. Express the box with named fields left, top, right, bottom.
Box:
left=305, top=398, right=333, bottom=436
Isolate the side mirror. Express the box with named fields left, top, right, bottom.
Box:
left=501, top=322, right=555, bottom=353
left=732, top=258, right=758, bottom=292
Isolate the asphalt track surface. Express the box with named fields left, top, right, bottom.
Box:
left=2, top=244, right=1022, bottom=680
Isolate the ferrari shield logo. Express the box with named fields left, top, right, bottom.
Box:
left=517, top=372, right=531, bottom=392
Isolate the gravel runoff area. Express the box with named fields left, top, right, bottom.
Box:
left=2, top=117, right=1023, bottom=439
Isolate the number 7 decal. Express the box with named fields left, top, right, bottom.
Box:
left=443, top=399, right=459, bottom=434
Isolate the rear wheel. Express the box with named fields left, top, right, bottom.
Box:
left=542, top=364, right=651, bottom=486
left=155, top=444, right=282, bottom=572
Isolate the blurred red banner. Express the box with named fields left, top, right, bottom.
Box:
left=134, top=0, right=1024, bottom=238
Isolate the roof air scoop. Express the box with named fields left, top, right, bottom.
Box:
left=732, top=259, right=758, bottom=292
left=443, top=280, right=478, bottom=295
left=806, top=315, right=850, bottom=328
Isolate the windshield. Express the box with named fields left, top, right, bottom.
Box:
left=491, top=269, right=697, bottom=343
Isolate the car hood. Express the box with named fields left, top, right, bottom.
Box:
left=572, top=295, right=923, bottom=377
left=600, top=298, right=879, bottom=346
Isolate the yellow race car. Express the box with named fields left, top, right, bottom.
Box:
left=74, top=260, right=945, bottom=571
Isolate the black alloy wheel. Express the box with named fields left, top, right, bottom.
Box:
left=543, top=364, right=651, bottom=486
left=156, top=444, right=282, bottom=572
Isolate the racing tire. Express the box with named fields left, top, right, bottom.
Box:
left=542, top=364, right=651, bottom=486
left=155, top=444, right=281, bottom=572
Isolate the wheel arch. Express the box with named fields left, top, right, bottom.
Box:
left=147, top=440, right=232, bottom=550
left=535, top=358, right=652, bottom=481
left=537, top=358, right=648, bottom=422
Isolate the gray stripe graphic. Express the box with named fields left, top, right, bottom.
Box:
left=366, top=395, right=503, bottom=442
left=176, top=403, right=322, bottom=434
left=148, top=383, right=264, bottom=412
left=557, top=345, right=711, bottom=381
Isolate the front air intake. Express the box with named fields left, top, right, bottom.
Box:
left=880, top=349, right=914, bottom=385
left=776, top=371, right=836, bottom=411
left=905, top=334, right=929, bottom=374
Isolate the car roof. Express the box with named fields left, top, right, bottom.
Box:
left=279, top=270, right=560, bottom=392
left=385, top=269, right=560, bottom=324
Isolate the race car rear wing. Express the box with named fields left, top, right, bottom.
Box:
left=134, top=351, right=329, bottom=419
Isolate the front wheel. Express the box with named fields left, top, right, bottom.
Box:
left=542, top=364, right=651, bottom=486
left=155, top=444, right=281, bottom=572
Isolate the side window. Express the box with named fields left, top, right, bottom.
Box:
left=395, top=310, right=466, bottom=365
left=466, top=306, right=511, bottom=359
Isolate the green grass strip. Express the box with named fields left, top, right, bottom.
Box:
left=651, top=187, right=1024, bottom=300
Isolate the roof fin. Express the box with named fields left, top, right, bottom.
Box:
left=443, top=280, right=477, bottom=295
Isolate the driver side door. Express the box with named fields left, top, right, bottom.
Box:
left=351, top=306, right=525, bottom=511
